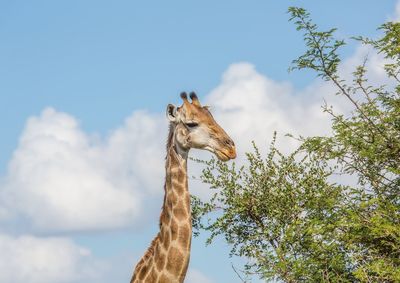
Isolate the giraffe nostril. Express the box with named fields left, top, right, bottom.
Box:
left=224, top=139, right=234, bottom=147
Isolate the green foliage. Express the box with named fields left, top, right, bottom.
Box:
left=193, top=138, right=354, bottom=282
left=288, top=7, right=345, bottom=82
left=192, top=7, right=400, bottom=283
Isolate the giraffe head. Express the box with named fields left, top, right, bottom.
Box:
left=166, top=92, right=236, bottom=161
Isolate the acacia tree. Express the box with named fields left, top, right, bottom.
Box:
left=192, top=7, right=400, bottom=282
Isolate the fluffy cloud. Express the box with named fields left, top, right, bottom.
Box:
left=206, top=63, right=335, bottom=156
left=1, top=108, right=166, bottom=232
left=207, top=35, right=393, bottom=157
left=186, top=269, right=214, bottom=283
left=341, top=44, right=394, bottom=87
left=0, top=234, right=102, bottom=283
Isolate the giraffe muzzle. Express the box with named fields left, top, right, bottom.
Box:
left=215, top=145, right=236, bottom=161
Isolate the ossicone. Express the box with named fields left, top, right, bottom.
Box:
left=189, top=92, right=200, bottom=106
left=180, top=92, right=188, bottom=100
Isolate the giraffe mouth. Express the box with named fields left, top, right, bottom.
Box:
left=216, top=151, right=230, bottom=161
left=215, top=148, right=236, bottom=161
left=204, top=145, right=236, bottom=161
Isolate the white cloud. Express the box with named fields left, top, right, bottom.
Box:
left=392, top=0, right=400, bottom=21
left=341, top=44, right=393, bottom=87
left=205, top=62, right=335, bottom=157
left=207, top=37, right=394, bottom=158
left=1, top=108, right=166, bottom=232
left=186, top=268, right=214, bottom=283
left=0, top=234, right=102, bottom=283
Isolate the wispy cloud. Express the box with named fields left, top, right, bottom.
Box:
left=392, top=0, right=400, bottom=21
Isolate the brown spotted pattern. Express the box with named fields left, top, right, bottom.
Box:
left=130, top=144, right=192, bottom=283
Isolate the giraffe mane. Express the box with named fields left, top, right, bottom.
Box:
left=166, top=122, right=175, bottom=154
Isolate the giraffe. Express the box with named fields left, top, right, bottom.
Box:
left=130, top=92, right=236, bottom=283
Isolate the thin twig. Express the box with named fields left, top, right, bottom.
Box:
left=231, top=264, right=248, bottom=283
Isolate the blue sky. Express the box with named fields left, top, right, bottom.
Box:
left=0, top=1, right=398, bottom=282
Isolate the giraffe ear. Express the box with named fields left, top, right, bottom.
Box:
left=166, top=104, right=178, bottom=122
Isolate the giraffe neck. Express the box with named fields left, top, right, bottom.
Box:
left=131, top=125, right=192, bottom=283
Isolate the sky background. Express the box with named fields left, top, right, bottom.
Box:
left=0, top=1, right=398, bottom=282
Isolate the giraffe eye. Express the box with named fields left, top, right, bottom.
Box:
left=185, top=122, right=198, bottom=128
